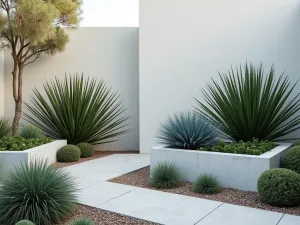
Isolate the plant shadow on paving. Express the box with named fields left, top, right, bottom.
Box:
left=109, top=166, right=300, bottom=216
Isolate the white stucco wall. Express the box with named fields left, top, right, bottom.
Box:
left=4, top=27, right=139, bottom=151
left=139, top=0, right=300, bottom=153
left=0, top=50, right=4, bottom=117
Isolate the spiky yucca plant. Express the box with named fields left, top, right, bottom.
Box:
left=0, top=161, right=78, bottom=225
left=20, top=125, right=43, bottom=139
left=195, top=63, right=300, bottom=142
left=0, top=117, right=11, bottom=138
left=24, top=74, right=129, bottom=145
left=149, top=162, right=180, bottom=189
left=158, top=112, right=219, bottom=150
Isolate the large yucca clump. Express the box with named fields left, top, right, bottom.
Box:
left=157, top=112, right=219, bottom=150
left=195, top=63, right=300, bottom=142
left=0, top=161, right=78, bottom=225
left=24, top=74, right=129, bottom=145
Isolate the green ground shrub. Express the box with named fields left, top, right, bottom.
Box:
left=284, top=146, right=300, bottom=173
left=0, top=161, right=77, bottom=225
left=15, top=220, right=35, bottom=225
left=71, top=218, right=95, bottom=225
left=57, top=145, right=81, bottom=162
left=257, top=168, right=300, bottom=206
left=0, top=136, right=52, bottom=151
left=193, top=174, right=221, bottom=194
left=77, top=142, right=94, bottom=158
left=200, top=139, right=276, bottom=155
left=149, top=162, right=180, bottom=189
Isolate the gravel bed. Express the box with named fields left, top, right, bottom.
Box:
left=53, top=151, right=139, bottom=168
left=57, top=204, right=158, bottom=225
left=109, top=166, right=300, bottom=216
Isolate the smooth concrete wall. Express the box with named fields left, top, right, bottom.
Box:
left=139, top=0, right=300, bottom=153
left=0, top=50, right=4, bottom=117
left=151, top=143, right=292, bottom=191
left=4, top=27, right=139, bottom=151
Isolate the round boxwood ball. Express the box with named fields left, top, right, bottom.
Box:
left=284, top=146, right=300, bottom=173
left=57, top=145, right=81, bottom=162
left=77, top=143, right=94, bottom=158
left=257, top=168, right=300, bottom=206
left=16, top=220, right=35, bottom=225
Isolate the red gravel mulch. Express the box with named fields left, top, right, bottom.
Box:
left=109, top=166, right=300, bottom=216
left=53, top=151, right=139, bottom=168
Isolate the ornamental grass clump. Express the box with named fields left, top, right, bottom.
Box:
left=0, top=161, right=78, bottom=225
left=158, top=112, right=219, bottom=150
left=284, top=146, right=300, bottom=173
left=257, top=168, right=300, bottom=207
left=149, top=162, right=180, bottom=189
left=193, top=174, right=221, bottom=194
left=24, top=74, right=129, bottom=145
left=195, top=63, right=300, bottom=142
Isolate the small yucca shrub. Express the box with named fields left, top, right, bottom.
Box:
left=149, top=162, right=180, bottom=189
left=72, top=218, right=95, bottom=225
left=20, top=125, right=43, bottom=139
left=193, top=174, right=221, bottom=194
left=0, top=117, right=10, bottom=138
left=158, top=112, right=219, bottom=150
left=0, top=161, right=78, bottom=225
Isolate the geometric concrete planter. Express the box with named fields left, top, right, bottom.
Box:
left=151, top=143, right=293, bottom=191
left=0, top=140, right=67, bottom=176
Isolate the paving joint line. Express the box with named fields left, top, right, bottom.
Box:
left=96, top=187, right=139, bottom=206
left=276, top=214, right=285, bottom=225
left=193, top=202, right=224, bottom=225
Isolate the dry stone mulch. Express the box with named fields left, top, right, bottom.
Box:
left=110, top=166, right=300, bottom=216
left=57, top=205, right=159, bottom=225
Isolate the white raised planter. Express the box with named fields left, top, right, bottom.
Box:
left=0, top=140, right=67, bottom=175
left=151, top=143, right=293, bottom=191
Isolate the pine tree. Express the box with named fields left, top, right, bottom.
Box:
left=0, top=0, right=82, bottom=135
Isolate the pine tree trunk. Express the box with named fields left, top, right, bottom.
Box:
left=12, top=61, right=24, bottom=136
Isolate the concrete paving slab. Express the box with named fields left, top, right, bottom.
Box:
left=127, top=154, right=150, bottom=163
left=196, top=203, right=283, bottom=225
left=278, top=214, right=300, bottom=225
left=99, top=187, right=222, bottom=225
left=65, top=166, right=122, bottom=189
left=77, top=181, right=137, bottom=207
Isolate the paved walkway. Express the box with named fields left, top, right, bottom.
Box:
left=65, top=154, right=300, bottom=225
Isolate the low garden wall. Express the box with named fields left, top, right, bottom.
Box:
left=0, top=140, right=67, bottom=175
left=150, top=143, right=293, bottom=191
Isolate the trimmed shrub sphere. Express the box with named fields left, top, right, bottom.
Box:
left=284, top=146, right=300, bottom=173
left=193, top=174, right=221, bottom=194
left=257, top=168, right=300, bottom=206
left=77, top=143, right=94, bottom=158
left=57, top=145, right=81, bottom=162
left=0, top=161, right=77, bottom=225
left=149, top=162, right=180, bottom=189
left=16, top=221, right=35, bottom=225
left=72, top=218, right=95, bottom=225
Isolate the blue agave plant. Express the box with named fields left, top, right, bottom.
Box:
left=158, top=112, right=219, bottom=150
